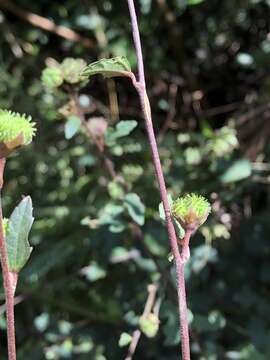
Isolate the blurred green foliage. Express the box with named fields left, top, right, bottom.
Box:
left=0, top=0, right=270, bottom=359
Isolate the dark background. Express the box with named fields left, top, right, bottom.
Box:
left=0, top=0, right=270, bottom=359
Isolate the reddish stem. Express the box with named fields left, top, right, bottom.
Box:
left=0, top=158, right=18, bottom=360
left=126, top=1, right=191, bottom=359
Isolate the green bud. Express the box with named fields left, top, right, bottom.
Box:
left=0, top=109, right=36, bottom=157
left=139, top=313, right=159, bottom=338
left=41, top=67, right=63, bottom=88
left=172, top=193, right=211, bottom=230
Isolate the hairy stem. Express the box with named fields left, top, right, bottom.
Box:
left=0, top=158, right=17, bottom=360
left=126, top=1, right=190, bottom=359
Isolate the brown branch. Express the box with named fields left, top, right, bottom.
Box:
left=0, top=0, right=94, bottom=48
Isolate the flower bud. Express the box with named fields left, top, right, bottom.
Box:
left=172, top=193, right=211, bottom=231
left=0, top=110, right=36, bottom=157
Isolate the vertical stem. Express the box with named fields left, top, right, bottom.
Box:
left=0, top=158, right=17, bottom=360
left=126, top=1, right=190, bottom=359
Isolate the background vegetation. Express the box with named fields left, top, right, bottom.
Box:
left=0, top=0, right=270, bottom=359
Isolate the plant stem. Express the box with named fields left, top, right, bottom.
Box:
left=126, top=1, right=190, bottom=359
left=125, top=283, right=159, bottom=360
left=0, top=157, right=18, bottom=360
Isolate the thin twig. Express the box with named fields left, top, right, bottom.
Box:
left=0, top=0, right=93, bottom=48
left=126, top=1, right=191, bottom=359
left=125, top=283, right=159, bottom=360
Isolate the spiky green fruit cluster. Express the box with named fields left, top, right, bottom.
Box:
left=0, top=110, right=36, bottom=157
left=172, top=193, right=211, bottom=230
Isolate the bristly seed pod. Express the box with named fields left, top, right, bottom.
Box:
left=172, top=193, right=211, bottom=231
left=0, top=109, right=36, bottom=157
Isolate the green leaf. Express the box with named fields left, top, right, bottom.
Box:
left=105, top=120, right=138, bottom=146
left=81, top=56, right=132, bottom=79
left=107, top=181, right=124, bottom=200
left=124, top=193, right=145, bottom=226
left=22, top=240, right=74, bottom=281
left=5, top=196, right=34, bottom=272
left=220, top=159, right=252, bottom=183
left=158, top=194, right=173, bottom=221
left=118, top=332, right=132, bottom=347
left=98, top=203, right=125, bottom=233
left=114, top=120, right=138, bottom=137
left=81, top=261, right=106, bottom=282
left=160, top=300, right=181, bottom=346
left=41, top=67, right=63, bottom=89
left=192, top=311, right=226, bottom=332
left=159, top=194, right=184, bottom=239
left=188, top=0, right=205, bottom=5
left=64, top=116, right=81, bottom=139
left=61, top=58, right=86, bottom=84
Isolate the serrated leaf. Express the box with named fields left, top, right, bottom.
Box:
left=105, top=120, right=138, bottom=146
left=81, top=56, right=132, bottom=79
left=124, top=193, right=145, bottom=226
left=6, top=196, right=34, bottom=272
left=64, top=116, right=81, bottom=139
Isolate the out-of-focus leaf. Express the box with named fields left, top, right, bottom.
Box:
left=105, top=120, right=138, bottom=146
left=64, top=116, right=81, bottom=139
left=188, top=0, right=205, bottom=5
left=80, top=261, right=106, bottom=282
left=192, top=311, right=226, bottom=332
left=184, top=147, right=202, bottom=165
left=160, top=301, right=180, bottom=346
left=34, top=313, right=50, bottom=333
left=144, top=233, right=166, bottom=256
left=61, top=58, right=86, bottom=84
left=124, top=193, right=145, bottom=226
left=118, top=332, right=132, bottom=347
left=22, top=240, right=74, bottom=281
left=189, top=244, right=218, bottom=273
left=99, top=203, right=125, bottom=233
left=220, top=159, right=252, bottom=183
left=41, top=67, right=63, bottom=88
left=139, top=313, right=159, bottom=338
left=108, top=181, right=124, bottom=200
